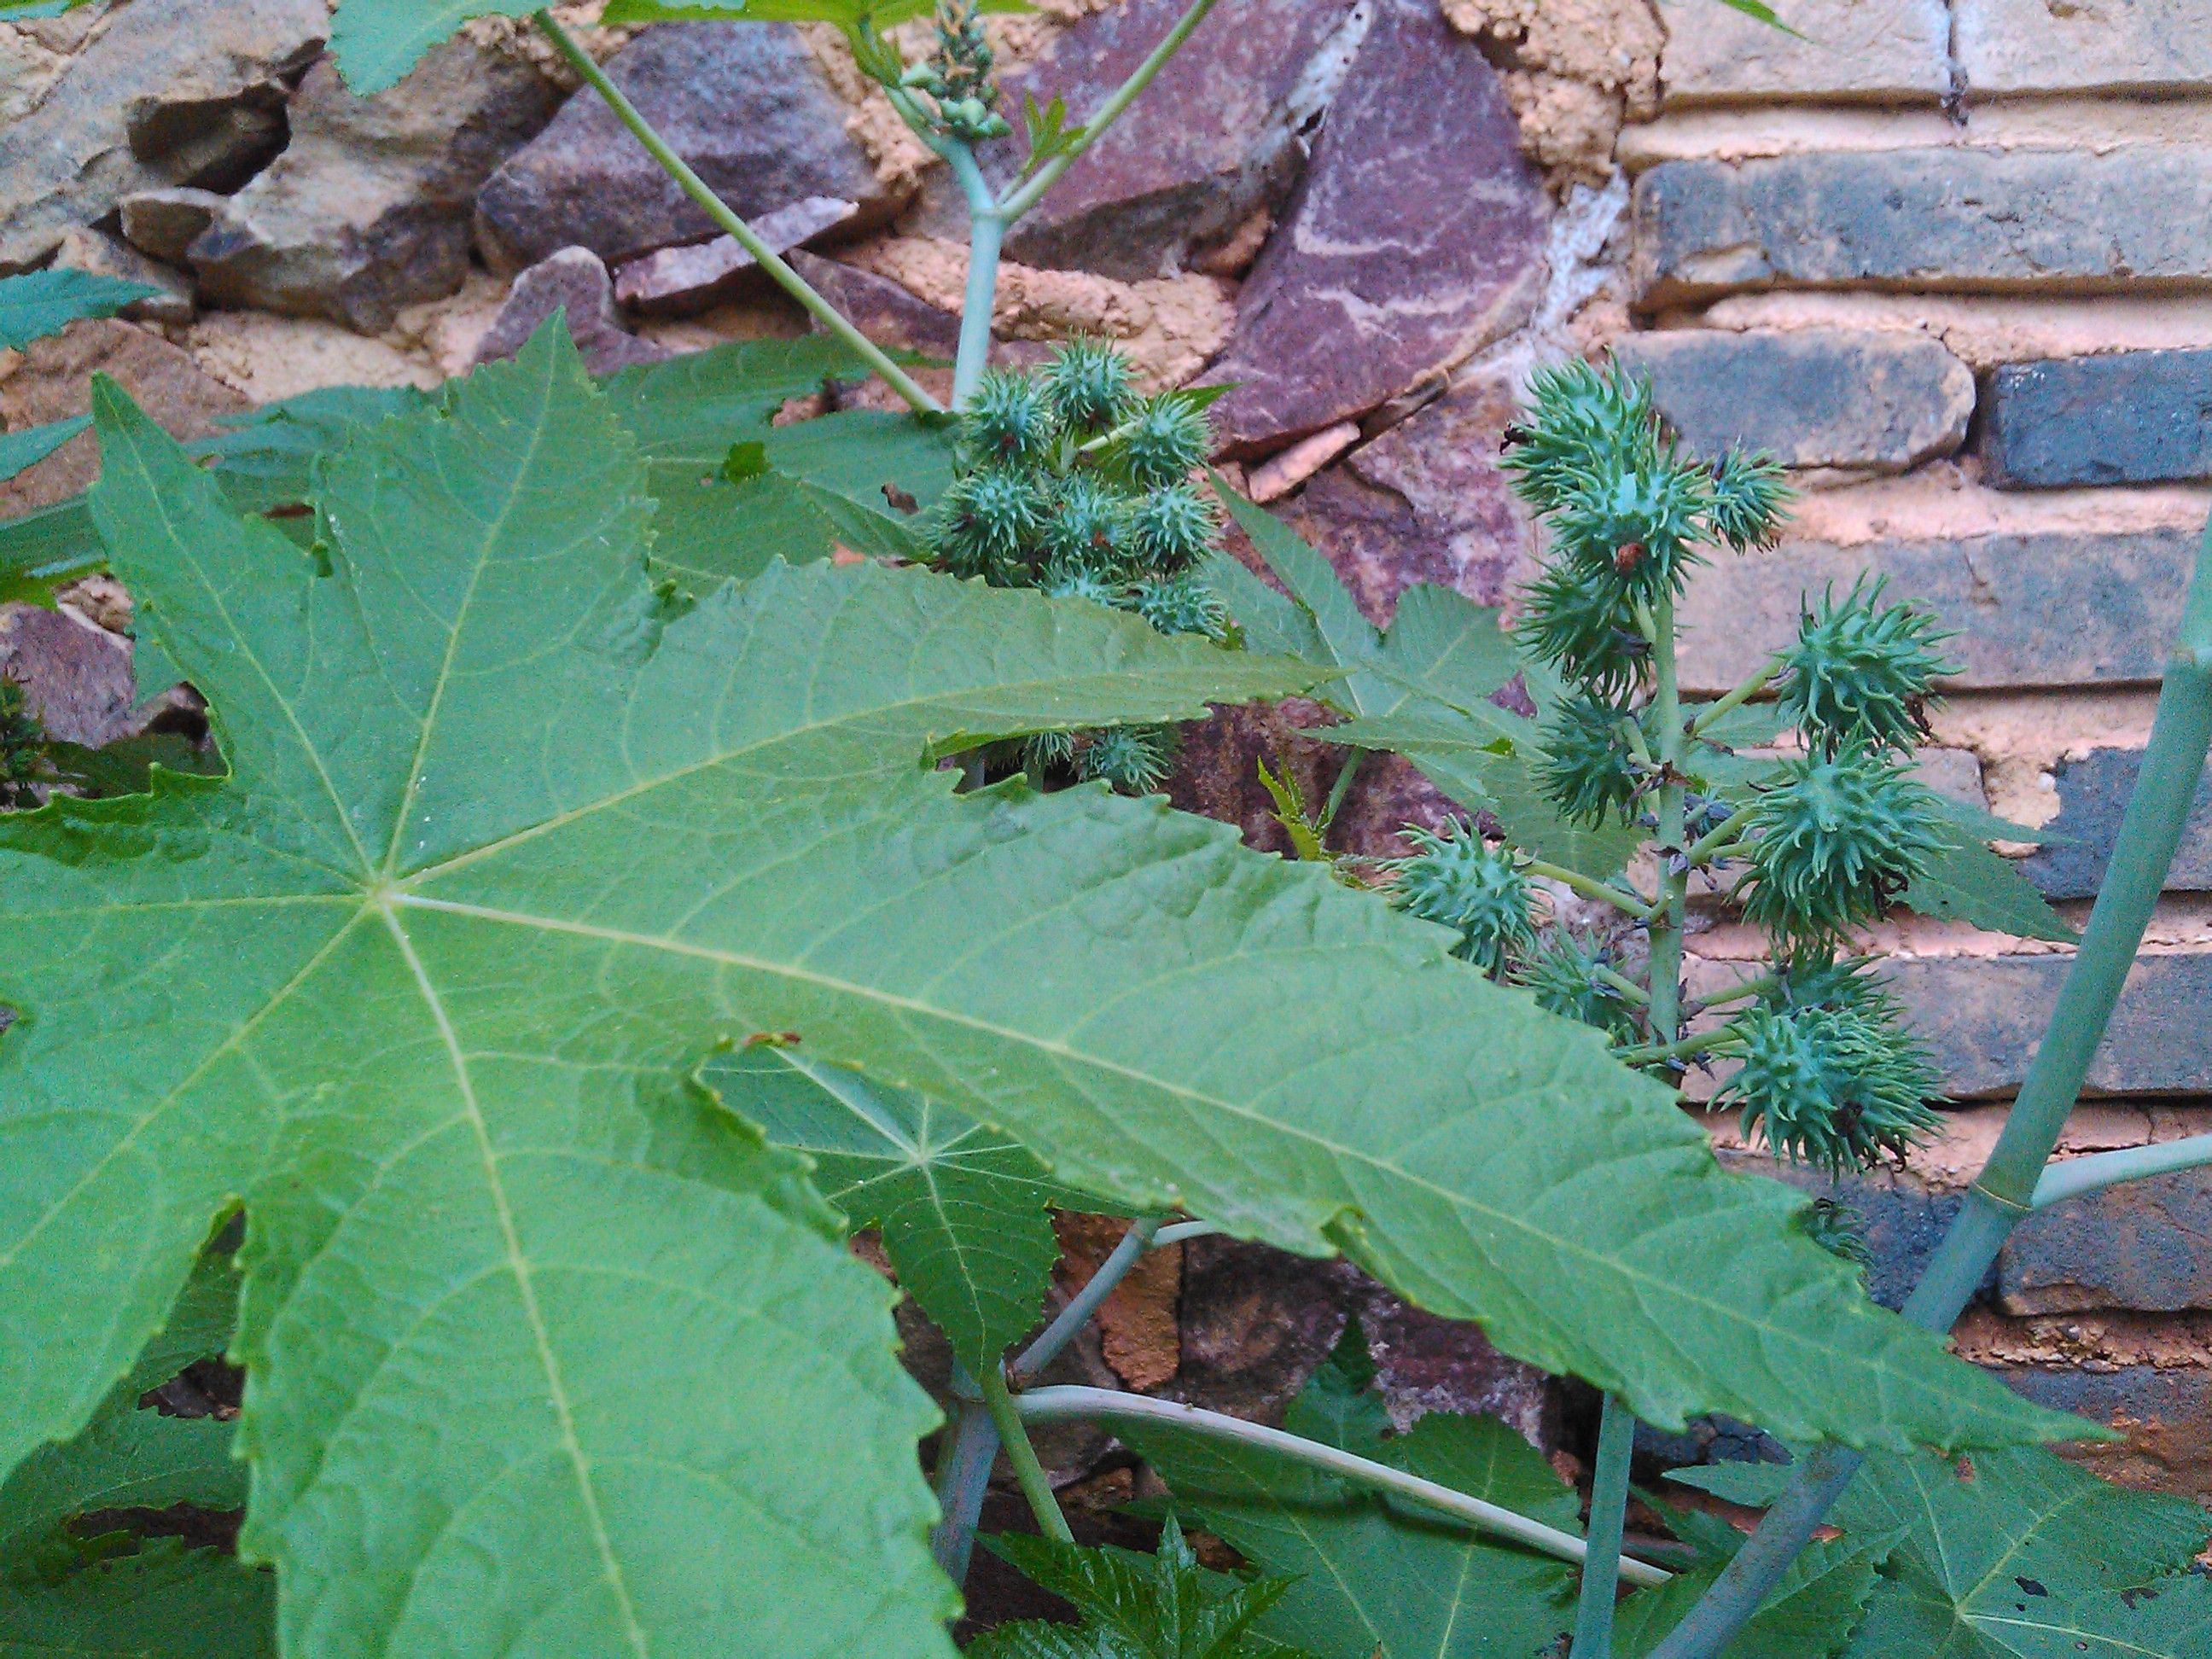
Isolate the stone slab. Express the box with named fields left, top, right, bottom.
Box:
left=474, top=21, right=889, bottom=273
left=52, top=226, right=194, bottom=326
left=1993, top=1364, right=2212, bottom=1496
left=0, top=604, right=136, bottom=748
left=1205, top=0, right=1546, bottom=457
left=2000, top=1167, right=2212, bottom=1313
left=1634, top=150, right=2212, bottom=306
left=981, top=0, right=1357, bottom=280
left=1661, top=0, right=1952, bottom=106
left=1677, top=526, right=2198, bottom=695
left=1984, top=348, right=2212, bottom=488
left=1956, top=0, right=2212, bottom=96
left=1615, top=327, right=1973, bottom=471
left=1879, top=952, right=2212, bottom=1101
left=473, top=247, right=671, bottom=376
left=2024, top=748, right=2212, bottom=900
left=613, top=196, right=856, bottom=317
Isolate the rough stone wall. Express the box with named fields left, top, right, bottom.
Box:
left=3, top=0, right=2209, bottom=1515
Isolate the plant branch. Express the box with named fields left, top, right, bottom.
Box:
left=1014, top=1386, right=1673, bottom=1587
left=1570, top=1394, right=1639, bottom=1659
left=1686, top=663, right=1778, bottom=741
left=1014, top=1216, right=1163, bottom=1381
left=982, top=1367, right=1074, bottom=1544
left=1523, top=860, right=1656, bottom=922
left=1615, top=1025, right=1732, bottom=1070
left=1685, top=804, right=1756, bottom=868
left=1594, top=964, right=1651, bottom=1007
left=533, top=11, right=944, bottom=416
left=1695, top=972, right=1777, bottom=1010
left=1649, top=517, right=2212, bottom=1659
left=931, top=1394, right=1003, bottom=1584
left=995, top=0, right=1223, bottom=221
left=1152, top=1220, right=1220, bottom=1246
left=943, top=141, right=1006, bottom=407
left=2033, top=1132, right=2212, bottom=1210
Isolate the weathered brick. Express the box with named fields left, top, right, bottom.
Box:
left=1956, top=0, right=2212, bottom=96
left=1633, top=150, right=2212, bottom=306
left=2024, top=748, right=2212, bottom=900
left=1992, top=1364, right=2212, bottom=1497
left=1661, top=0, right=1950, bottom=105
left=1678, top=527, right=2197, bottom=695
left=1881, top=953, right=2212, bottom=1101
left=1614, top=329, right=1971, bottom=472
left=1984, top=349, right=2212, bottom=488
left=2001, top=1168, right=2212, bottom=1314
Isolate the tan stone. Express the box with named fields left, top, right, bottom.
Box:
left=1052, top=1213, right=1181, bottom=1391
left=1617, top=101, right=2212, bottom=172
left=1956, top=0, right=2212, bottom=96
left=1248, top=422, right=1359, bottom=503
left=1443, top=0, right=1664, bottom=181
left=1659, top=0, right=1949, bottom=106
left=179, top=310, right=442, bottom=404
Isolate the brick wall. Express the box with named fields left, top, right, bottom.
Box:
left=1621, top=0, right=2212, bottom=1502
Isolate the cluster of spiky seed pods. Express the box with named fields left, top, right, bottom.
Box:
left=1384, top=358, right=1958, bottom=1183
left=926, top=339, right=1225, bottom=793
left=896, top=0, right=1012, bottom=142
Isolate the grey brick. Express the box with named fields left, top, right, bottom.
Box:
left=1614, top=329, right=1972, bottom=472
left=2000, top=1167, right=2212, bottom=1314
left=1990, top=1365, right=2212, bottom=1495
left=2024, top=748, right=2212, bottom=900
left=1633, top=150, right=2212, bottom=306
left=1985, top=349, right=2212, bottom=487
left=1678, top=527, right=2198, bottom=696
left=1881, top=953, right=2212, bottom=1101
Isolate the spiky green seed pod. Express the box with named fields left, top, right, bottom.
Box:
left=1126, top=480, right=1221, bottom=572
left=1764, top=952, right=1889, bottom=1018
left=1078, top=723, right=1180, bottom=795
left=1704, top=448, right=1792, bottom=553
left=1023, top=728, right=1080, bottom=774
left=1517, top=562, right=1649, bottom=699
left=963, top=369, right=1059, bottom=469
left=1550, top=457, right=1709, bottom=602
left=1385, top=818, right=1536, bottom=975
left=1039, top=474, right=1132, bottom=578
left=1717, top=998, right=1942, bottom=1176
left=1042, top=565, right=1126, bottom=609
left=1, top=676, right=48, bottom=810
left=1503, top=358, right=1662, bottom=513
left=1114, top=394, right=1213, bottom=489
left=1131, top=572, right=1226, bottom=639
left=930, top=466, right=1045, bottom=582
left=1800, top=1196, right=1873, bottom=1272
left=1736, top=747, right=1944, bottom=949
left=1776, top=576, right=1960, bottom=757
left=1536, top=693, right=1645, bottom=825
left=1043, top=337, right=1138, bottom=434
left=1511, top=929, right=1643, bottom=1043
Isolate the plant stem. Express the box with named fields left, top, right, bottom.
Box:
left=1615, top=1026, right=1733, bottom=1069
left=2033, top=1132, right=2212, bottom=1210
left=533, top=11, right=944, bottom=416
left=1593, top=964, right=1651, bottom=1007
left=930, top=1396, right=1003, bottom=1584
left=1523, top=859, right=1656, bottom=922
left=1151, top=1220, right=1220, bottom=1246
left=1684, top=804, right=1756, bottom=868
left=1014, top=1215, right=1162, bottom=1381
left=1571, top=1394, right=1639, bottom=1659
left=1648, top=518, right=2212, bottom=1659
left=1320, top=747, right=1365, bottom=831
left=996, top=0, right=1224, bottom=222
left=1015, top=1386, right=1673, bottom=1587
left=1697, top=971, right=1778, bottom=1010
left=1686, top=663, right=1778, bottom=741
left=944, top=141, right=1006, bottom=408
left=981, top=1367, right=1074, bottom=1544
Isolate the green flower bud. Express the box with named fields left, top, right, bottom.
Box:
left=1023, top=728, right=1080, bottom=773
left=1776, top=576, right=1959, bottom=758
left=1535, top=692, right=1645, bottom=826
left=1800, top=1196, right=1873, bottom=1272
left=1511, top=929, right=1643, bottom=1043
left=963, top=368, right=1060, bottom=469
left=1078, top=723, right=1181, bottom=795
left=1385, top=818, right=1536, bottom=976
left=1042, top=337, right=1138, bottom=434
left=1126, top=480, right=1221, bottom=572
left=1041, top=564, right=1126, bottom=610
left=1703, top=447, right=1792, bottom=554
left=1716, top=997, right=1942, bottom=1176
left=930, top=466, right=1044, bottom=582
left=1113, top=394, right=1213, bottom=489
left=1550, top=456, right=1709, bottom=602
left=1130, top=571, right=1226, bottom=639
left=1735, top=746, right=1944, bottom=949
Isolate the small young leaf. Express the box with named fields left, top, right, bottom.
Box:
left=0, top=269, right=159, bottom=352
left=0, top=415, right=90, bottom=486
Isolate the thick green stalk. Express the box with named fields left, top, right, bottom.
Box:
left=996, top=0, right=1224, bottom=222
left=946, top=142, right=1005, bottom=409
left=981, top=1367, right=1074, bottom=1544
left=2034, top=1132, right=2212, bottom=1209
left=533, top=12, right=943, bottom=416
left=930, top=1396, right=1002, bottom=1583
left=1574, top=595, right=1686, bottom=1659
left=1571, top=1395, right=1640, bottom=1659
left=1016, top=1387, right=1672, bottom=1586
left=1649, top=518, right=2212, bottom=1659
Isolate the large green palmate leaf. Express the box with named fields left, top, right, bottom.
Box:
left=713, top=1045, right=1102, bottom=1371
left=0, top=1542, right=275, bottom=1658
left=1130, top=1336, right=1580, bottom=1659
left=1, top=335, right=2087, bottom=1655
left=0, top=270, right=158, bottom=352
left=1613, top=1533, right=1895, bottom=1659
left=1208, top=486, right=1642, bottom=876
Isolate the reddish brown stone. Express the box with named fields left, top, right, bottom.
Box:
left=787, top=251, right=1049, bottom=413
left=613, top=196, right=859, bottom=317
left=1204, top=0, right=1547, bottom=457
left=1054, top=1213, right=1182, bottom=1391
left=0, top=605, right=137, bottom=748
left=977, top=0, right=1361, bottom=280
left=473, top=247, right=672, bottom=376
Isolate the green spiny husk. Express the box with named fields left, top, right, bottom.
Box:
left=1385, top=818, right=1537, bottom=975
left=1777, top=575, right=1960, bottom=757
left=1735, top=747, right=1944, bottom=949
